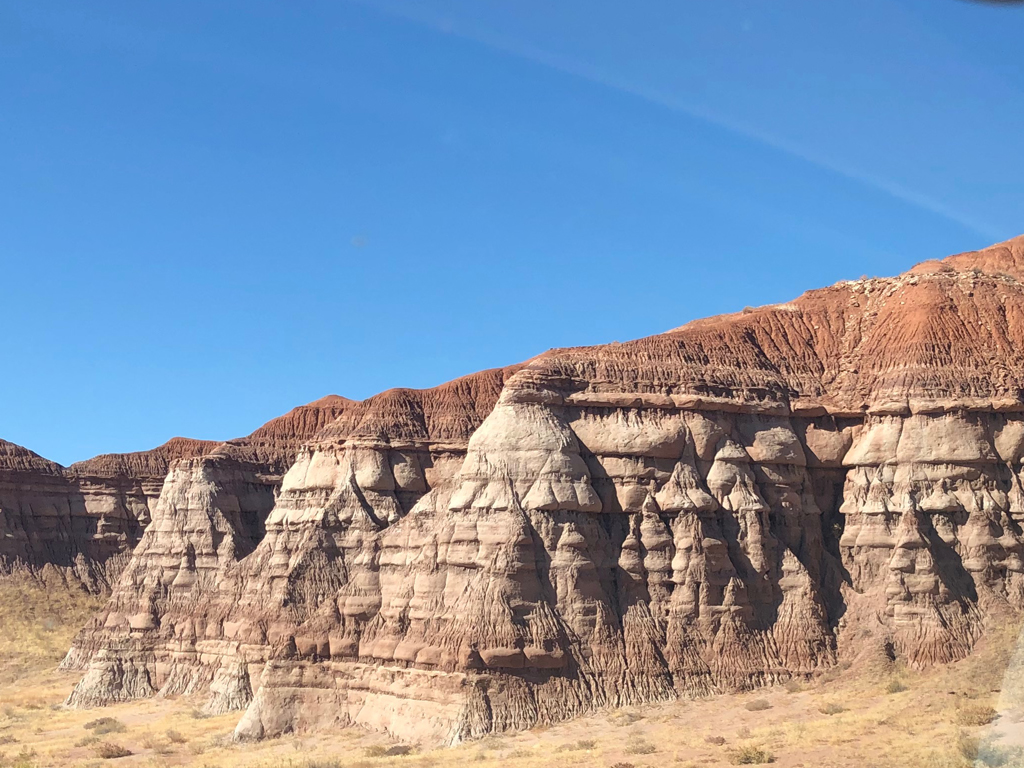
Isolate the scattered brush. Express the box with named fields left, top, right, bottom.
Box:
left=364, top=744, right=413, bottom=757
left=956, top=730, right=1022, bottom=765
left=956, top=704, right=998, bottom=727
left=94, top=742, right=132, bottom=759
left=83, top=717, right=126, bottom=735
left=706, top=735, right=727, bottom=746
left=624, top=736, right=656, bottom=755
left=731, top=745, right=775, bottom=765
left=609, top=710, right=645, bottom=726
left=885, top=678, right=908, bottom=694
left=555, top=739, right=597, bottom=752
left=745, top=699, right=772, bottom=712
left=818, top=702, right=846, bottom=716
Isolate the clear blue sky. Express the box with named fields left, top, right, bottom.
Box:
left=2, top=0, right=1023, bottom=465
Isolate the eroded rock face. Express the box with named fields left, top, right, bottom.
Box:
left=1, top=396, right=350, bottom=593
left=0, top=437, right=219, bottom=591
left=67, top=235, right=1024, bottom=744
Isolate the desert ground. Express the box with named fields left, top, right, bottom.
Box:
left=2, top=577, right=1022, bottom=768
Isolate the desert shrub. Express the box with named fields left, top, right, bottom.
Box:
left=610, top=710, right=644, bottom=726
left=165, top=729, right=186, bottom=744
left=957, top=731, right=1022, bottom=767
left=783, top=680, right=802, bottom=694
left=818, top=668, right=841, bottom=683
left=556, top=739, right=597, bottom=752
left=706, top=735, right=727, bottom=746
left=737, top=726, right=752, bottom=738
left=94, top=742, right=132, bottom=759
left=1, top=747, right=36, bottom=768
left=731, top=745, right=775, bottom=765
left=956, top=704, right=998, bottom=727
left=745, top=699, right=772, bottom=712
left=189, top=707, right=210, bottom=720
left=384, top=745, right=413, bottom=756
left=818, top=702, right=846, bottom=715
left=83, top=717, right=126, bottom=735
left=611, top=763, right=635, bottom=768
left=885, top=678, right=908, bottom=694
left=187, top=741, right=206, bottom=756
left=958, top=731, right=980, bottom=761
left=364, top=745, right=389, bottom=757
left=74, top=735, right=99, bottom=747
left=624, top=736, right=656, bottom=755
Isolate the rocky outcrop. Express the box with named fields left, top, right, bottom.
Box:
left=0, top=437, right=217, bottom=591
left=66, top=236, right=1024, bottom=745
left=1, top=396, right=350, bottom=593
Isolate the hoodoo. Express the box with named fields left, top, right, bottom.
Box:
left=65, top=236, right=1024, bottom=745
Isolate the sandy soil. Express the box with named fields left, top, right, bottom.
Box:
left=2, top=578, right=1022, bottom=768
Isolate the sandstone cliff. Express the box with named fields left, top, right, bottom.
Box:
left=1, top=396, right=350, bottom=592
left=66, top=236, right=1024, bottom=745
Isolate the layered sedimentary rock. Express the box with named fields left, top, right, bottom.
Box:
left=0, top=437, right=218, bottom=591
left=67, top=235, right=1024, bottom=745
left=1, top=396, right=349, bottom=592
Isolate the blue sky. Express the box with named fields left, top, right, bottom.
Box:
left=2, top=0, right=1023, bottom=465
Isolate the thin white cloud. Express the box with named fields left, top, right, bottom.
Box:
left=359, top=0, right=1003, bottom=241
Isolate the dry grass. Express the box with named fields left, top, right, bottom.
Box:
left=0, top=576, right=102, bottom=689
left=5, top=577, right=1024, bottom=767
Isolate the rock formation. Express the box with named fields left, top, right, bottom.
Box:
left=0, top=396, right=349, bottom=592
left=65, top=235, right=1024, bottom=745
